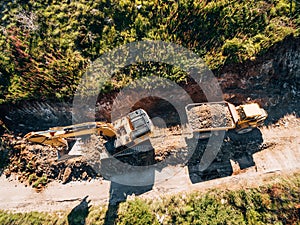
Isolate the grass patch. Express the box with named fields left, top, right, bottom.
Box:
left=0, top=211, right=65, bottom=225
left=32, top=175, right=48, bottom=189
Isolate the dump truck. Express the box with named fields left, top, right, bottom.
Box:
left=185, top=101, right=267, bottom=138
left=24, top=109, right=154, bottom=160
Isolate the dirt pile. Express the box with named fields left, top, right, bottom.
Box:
left=187, top=103, right=233, bottom=130
left=151, top=126, right=187, bottom=163
left=1, top=134, right=98, bottom=190
left=1, top=130, right=184, bottom=189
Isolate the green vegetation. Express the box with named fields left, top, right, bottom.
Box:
left=32, top=174, right=48, bottom=188
left=0, top=211, right=65, bottom=225
left=0, top=135, right=12, bottom=171
left=0, top=173, right=299, bottom=224
left=0, top=0, right=299, bottom=103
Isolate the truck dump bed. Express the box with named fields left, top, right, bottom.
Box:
left=185, top=101, right=236, bottom=132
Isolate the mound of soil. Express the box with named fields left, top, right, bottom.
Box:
left=1, top=134, right=98, bottom=191
left=187, top=103, right=233, bottom=130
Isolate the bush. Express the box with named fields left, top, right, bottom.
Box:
left=117, top=199, right=159, bottom=225
left=0, top=0, right=298, bottom=103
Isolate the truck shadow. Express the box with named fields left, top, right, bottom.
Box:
left=187, top=128, right=263, bottom=184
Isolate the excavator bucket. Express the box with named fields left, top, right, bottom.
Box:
left=57, top=140, right=85, bottom=161
left=24, top=130, right=82, bottom=161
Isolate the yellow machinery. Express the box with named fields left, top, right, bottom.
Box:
left=185, top=101, right=268, bottom=137
left=24, top=109, right=153, bottom=159
left=24, top=122, right=116, bottom=148
left=235, top=103, right=268, bottom=134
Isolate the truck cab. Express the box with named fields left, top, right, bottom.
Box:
left=235, top=103, right=268, bottom=134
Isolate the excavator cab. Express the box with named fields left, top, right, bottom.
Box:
left=113, top=109, right=153, bottom=149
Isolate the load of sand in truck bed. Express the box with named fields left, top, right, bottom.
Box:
left=186, top=102, right=235, bottom=131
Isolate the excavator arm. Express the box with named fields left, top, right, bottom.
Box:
left=24, top=109, right=154, bottom=160
left=24, top=122, right=118, bottom=161
left=24, top=131, right=68, bottom=147
left=24, top=122, right=117, bottom=149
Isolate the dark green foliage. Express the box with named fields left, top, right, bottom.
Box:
left=0, top=135, right=13, bottom=172
left=227, top=182, right=300, bottom=225
left=157, top=193, right=245, bottom=225
left=117, top=199, right=159, bottom=225
left=67, top=196, right=90, bottom=225
left=0, top=0, right=299, bottom=103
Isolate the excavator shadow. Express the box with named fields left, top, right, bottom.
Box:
left=187, top=128, right=263, bottom=184
left=104, top=178, right=154, bottom=225
left=101, top=143, right=155, bottom=225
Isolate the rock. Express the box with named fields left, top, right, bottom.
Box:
left=62, top=167, right=72, bottom=184
left=4, top=169, right=11, bottom=178
left=81, top=171, right=88, bottom=180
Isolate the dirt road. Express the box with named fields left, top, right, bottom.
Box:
left=0, top=115, right=299, bottom=212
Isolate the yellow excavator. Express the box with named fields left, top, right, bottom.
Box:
left=24, top=109, right=153, bottom=160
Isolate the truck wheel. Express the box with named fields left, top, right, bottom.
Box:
left=237, top=127, right=253, bottom=134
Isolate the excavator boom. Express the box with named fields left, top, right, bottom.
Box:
left=24, top=109, right=154, bottom=160
left=24, top=122, right=117, bottom=148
